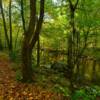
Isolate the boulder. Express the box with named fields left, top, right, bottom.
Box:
left=51, top=61, right=67, bottom=73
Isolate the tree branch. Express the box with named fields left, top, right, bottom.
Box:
left=26, top=0, right=36, bottom=37
left=30, top=0, right=45, bottom=49
left=74, top=0, right=79, bottom=10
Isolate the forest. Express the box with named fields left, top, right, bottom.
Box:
left=0, top=0, right=100, bottom=100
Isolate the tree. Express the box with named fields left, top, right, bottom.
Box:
left=20, top=0, right=26, bottom=32
left=0, top=31, right=3, bottom=50
left=67, top=0, right=79, bottom=93
left=9, top=0, right=13, bottom=51
left=21, top=0, right=45, bottom=82
left=0, top=0, right=10, bottom=49
left=37, top=36, right=40, bottom=67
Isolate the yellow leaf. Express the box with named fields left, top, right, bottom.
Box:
left=22, top=91, right=27, bottom=95
left=0, top=96, right=3, bottom=100
left=28, top=93, right=32, bottom=96
left=28, top=97, right=33, bottom=100
left=9, top=97, right=14, bottom=100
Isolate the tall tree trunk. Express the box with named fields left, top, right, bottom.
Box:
left=21, top=0, right=45, bottom=82
left=14, top=27, right=20, bottom=49
left=21, top=0, right=26, bottom=32
left=67, top=0, right=79, bottom=94
left=92, top=60, right=97, bottom=82
left=9, top=0, right=13, bottom=51
left=37, top=36, right=40, bottom=67
left=0, top=39, right=3, bottom=50
left=22, top=37, right=33, bottom=82
left=0, top=32, right=3, bottom=50
left=0, top=0, right=10, bottom=49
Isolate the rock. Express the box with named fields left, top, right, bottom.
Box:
left=51, top=61, right=67, bottom=73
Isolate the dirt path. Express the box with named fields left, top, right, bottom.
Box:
left=0, top=57, right=65, bottom=100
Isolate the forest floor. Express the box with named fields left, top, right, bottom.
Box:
left=0, top=53, right=66, bottom=100
left=0, top=52, right=100, bottom=100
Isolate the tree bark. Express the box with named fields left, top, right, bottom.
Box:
left=0, top=0, right=10, bottom=49
left=22, top=37, right=33, bottom=82
left=0, top=32, right=3, bottom=50
left=9, top=0, right=13, bottom=51
left=67, top=0, right=79, bottom=94
left=21, top=0, right=26, bottom=32
left=37, top=36, right=40, bottom=67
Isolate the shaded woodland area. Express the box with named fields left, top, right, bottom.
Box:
left=0, top=0, right=100, bottom=100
